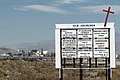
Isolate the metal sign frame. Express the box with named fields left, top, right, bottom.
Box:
left=60, top=28, right=110, bottom=58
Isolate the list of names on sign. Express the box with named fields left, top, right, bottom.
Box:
left=93, top=29, right=109, bottom=57
left=61, top=30, right=77, bottom=58
left=77, top=29, right=92, bottom=58
left=61, top=28, right=109, bottom=58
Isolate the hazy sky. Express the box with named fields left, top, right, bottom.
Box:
left=0, top=0, right=120, bottom=47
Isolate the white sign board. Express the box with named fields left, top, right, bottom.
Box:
left=55, top=22, right=116, bottom=68
left=93, top=29, right=109, bottom=57
left=78, top=29, right=92, bottom=57
left=94, top=49, right=109, bottom=57
left=61, top=30, right=77, bottom=58
left=94, top=29, right=109, bottom=38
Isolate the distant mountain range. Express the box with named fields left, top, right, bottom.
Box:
left=16, top=40, right=55, bottom=52
left=0, top=47, right=15, bottom=54
left=0, top=40, right=55, bottom=54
